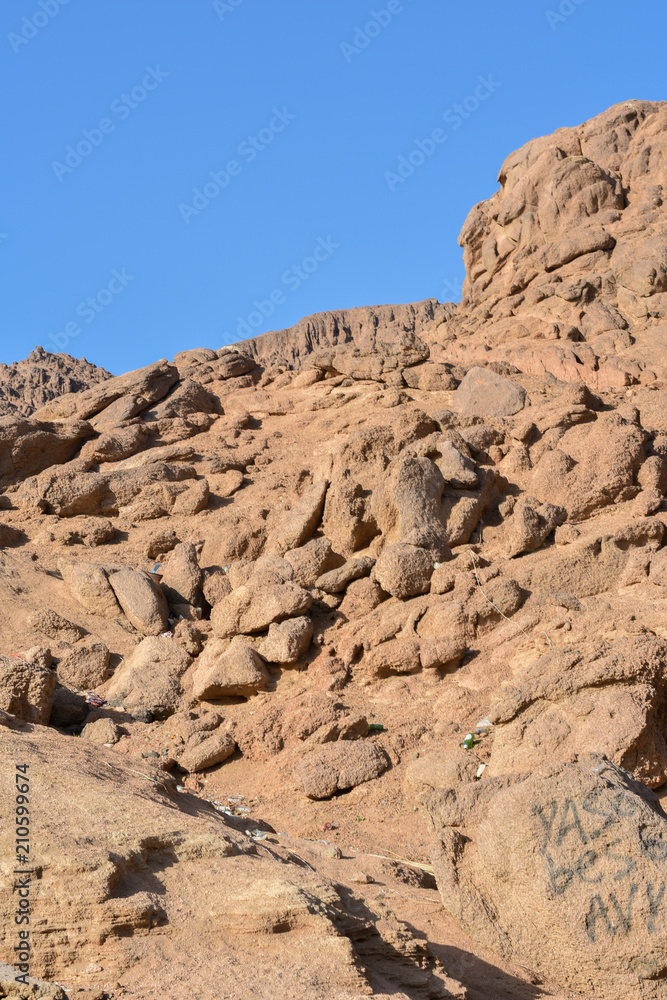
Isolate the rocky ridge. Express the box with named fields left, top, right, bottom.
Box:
left=0, top=346, right=112, bottom=419
left=1, top=100, right=667, bottom=1000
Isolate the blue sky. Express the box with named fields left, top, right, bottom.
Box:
left=0, top=0, right=664, bottom=374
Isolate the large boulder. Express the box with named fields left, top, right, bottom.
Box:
left=108, top=567, right=170, bottom=635
left=428, top=755, right=667, bottom=998
left=259, top=616, right=313, bottom=664
left=104, top=636, right=191, bottom=719
left=176, top=730, right=237, bottom=773
left=453, top=367, right=528, bottom=417
left=210, top=582, right=312, bottom=639
left=160, top=541, right=203, bottom=606
left=58, top=559, right=121, bottom=618
left=284, top=536, right=339, bottom=587
left=373, top=543, right=434, bottom=599
left=371, top=455, right=450, bottom=558
left=56, top=643, right=111, bottom=690
left=193, top=636, right=271, bottom=700
left=294, top=742, right=391, bottom=799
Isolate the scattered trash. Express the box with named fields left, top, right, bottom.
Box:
left=476, top=763, right=487, bottom=778
left=462, top=733, right=476, bottom=750
left=476, top=717, right=492, bottom=731
left=152, top=563, right=162, bottom=573
left=323, top=822, right=337, bottom=832
left=176, top=785, right=185, bottom=792
left=368, top=723, right=384, bottom=733
left=159, top=630, right=173, bottom=639
left=85, top=692, right=107, bottom=707
left=251, top=829, right=268, bottom=840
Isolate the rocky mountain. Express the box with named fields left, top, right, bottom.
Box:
left=1, top=99, right=667, bottom=1000
left=0, top=345, right=113, bottom=418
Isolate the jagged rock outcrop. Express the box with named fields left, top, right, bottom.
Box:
left=0, top=345, right=112, bottom=418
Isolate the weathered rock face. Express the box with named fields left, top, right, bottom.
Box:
left=0, top=653, right=56, bottom=723
left=0, top=416, right=95, bottom=486
left=487, top=637, right=667, bottom=788
left=30, top=359, right=179, bottom=422
left=0, top=724, right=463, bottom=1000
left=447, top=101, right=667, bottom=391
left=235, top=300, right=448, bottom=370
left=428, top=755, right=667, bottom=999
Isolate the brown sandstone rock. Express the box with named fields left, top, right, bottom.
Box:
left=80, top=716, right=123, bottom=745
left=315, top=556, right=375, bottom=594
left=0, top=654, right=56, bottom=724
left=25, top=609, right=85, bottom=644
left=453, top=367, right=528, bottom=417
left=105, top=636, right=191, bottom=719
left=372, top=454, right=450, bottom=558
left=56, top=643, right=111, bottom=690
left=160, top=541, right=203, bottom=606
left=374, top=543, right=434, bottom=599
left=429, top=755, right=667, bottom=998
left=259, top=616, right=313, bottom=664
left=193, top=636, right=271, bottom=699
left=31, top=358, right=179, bottom=422
left=0, top=416, right=95, bottom=486
left=294, top=741, right=390, bottom=799
left=210, top=582, right=312, bottom=638
left=177, top=729, right=237, bottom=772
left=265, top=480, right=328, bottom=555
left=487, top=637, right=667, bottom=788
left=59, top=559, right=120, bottom=618
left=284, top=536, right=339, bottom=587
left=108, top=567, right=170, bottom=635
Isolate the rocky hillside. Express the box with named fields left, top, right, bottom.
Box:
left=1, top=100, right=667, bottom=1000
left=0, top=346, right=112, bottom=418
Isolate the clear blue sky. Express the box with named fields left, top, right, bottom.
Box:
left=0, top=0, right=663, bottom=374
